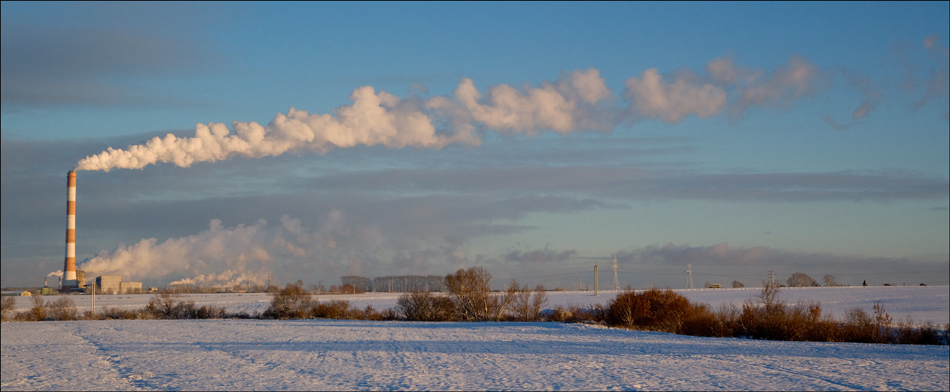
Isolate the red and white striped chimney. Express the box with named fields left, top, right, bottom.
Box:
left=62, top=170, right=78, bottom=290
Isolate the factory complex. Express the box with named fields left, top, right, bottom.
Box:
left=43, top=171, right=145, bottom=295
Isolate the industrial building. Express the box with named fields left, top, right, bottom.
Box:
left=93, top=275, right=143, bottom=294
left=119, top=282, right=142, bottom=293
left=96, top=275, right=121, bottom=294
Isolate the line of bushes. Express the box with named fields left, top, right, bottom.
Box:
left=600, top=283, right=947, bottom=345
left=2, top=269, right=946, bottom=346
left=0, top=293, right=239, bottom=321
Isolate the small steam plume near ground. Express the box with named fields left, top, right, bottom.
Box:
left=167, top=269, right=267, bottom=288
left=75, top=56, right=861, bottom=173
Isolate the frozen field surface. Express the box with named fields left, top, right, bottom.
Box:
left=8, top=286, right=949, bottom=324
left=3, top=286, right=948, bottom=390
left=3, top=319, right=948, bottom=391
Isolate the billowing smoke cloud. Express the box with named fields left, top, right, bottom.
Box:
left=75, top=57, right=843, bottom=172
left=77, top=213, right=398, bottom=286
left=79, top=218, right=274, bottom=284
left=76, top=69, right=614, bottom=172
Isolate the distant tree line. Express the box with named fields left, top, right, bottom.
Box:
left=340, top=275, right=445, bottom=293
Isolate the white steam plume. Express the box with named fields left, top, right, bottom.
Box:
left=168, top=269, right=266, bottom=287
left=76, top=69, right=613, bottom=172
left=76, top=58, right=848, bottom=172
left=47, top=270, right=64, bottom=278
left=79, top=219, right=273, bottom=283
left=77, top=213, right=380, bottom=286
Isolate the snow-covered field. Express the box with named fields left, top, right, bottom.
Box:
left=3, top=320, right=948, bottom=391
left=2, top=286, right=948, bottom=391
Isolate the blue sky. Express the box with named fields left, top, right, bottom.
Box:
left=2, top=2, right=948, bottom=289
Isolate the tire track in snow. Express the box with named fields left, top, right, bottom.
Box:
left=2, top=322, right=136, bottom=391
left=52, top=323, right=141, bottom=391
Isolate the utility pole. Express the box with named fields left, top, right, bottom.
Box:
left=769, top=270, right=775, bottom=287
left=612, top=255, right=620, bottom=291
left=685, top=264, right=694, bottom=289
left=594, top=264, right=599, bottom=296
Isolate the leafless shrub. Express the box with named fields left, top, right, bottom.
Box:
left=678, top=303, right=719, bottom=337
left=264, top=284, right=314, bottom=319
left=839, top=302, right=894, bottom=343
left=605, top=289, right=693, bottom=332
left=99, top=307, right=150, bottom=320
left=380, top=308, right=398, bottom=321
left=737, top=281, right=787, bottom=339
left=732, top=280, right=745, bottom=288
left=711, top=303, right=740, bottom=337
left=27, top=295, right=47, bottom=321
left=508, top=284, right=548, bottom=321
left=736, top=283, right=839, bottom=341
left=146, top=293, right=199, bottom=319
left=892, top=317, right=943, bottom=345
left=843, top=307, right=875, bottom=342
left=196, top=305, right=226, bottom=319
left=545, top=305, right=573, bottom=322
left=313, top=300, right=351, bottom=319
left=1, top=296, right=16, bottom=321
left=48, top=297, right=79, bottom=321
left=361, top=305, right=383, bottom=321
left=398, top=291, right=457, bottom=321
left=544, top=303, right=602, bottom=323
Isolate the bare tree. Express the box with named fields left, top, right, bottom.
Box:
left=509, top=283, right=548, bottom=321
left=264, top=283, right=314, bottom=319
left=444, top=267, right=495, bottom=321
left=823, top=274, right=838, bottom=287
left=754, top=280, right=785, bottom=317
left=732, top=280, right=745, bottom=288
left=0, top=296, right=16, bottom=321
left=786, top=272, right=817, bottom=287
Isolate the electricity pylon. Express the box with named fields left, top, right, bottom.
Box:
left=685, top=264, right=694, bottom=289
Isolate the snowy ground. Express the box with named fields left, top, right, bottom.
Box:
left=8, top=286, right=950, bottom=324
left=2, top=319, right=948, bottom=391
left=3, top=286, right=949, bottom=390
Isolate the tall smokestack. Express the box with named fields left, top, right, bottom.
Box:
left=62, top=171, right=78, bottom=290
